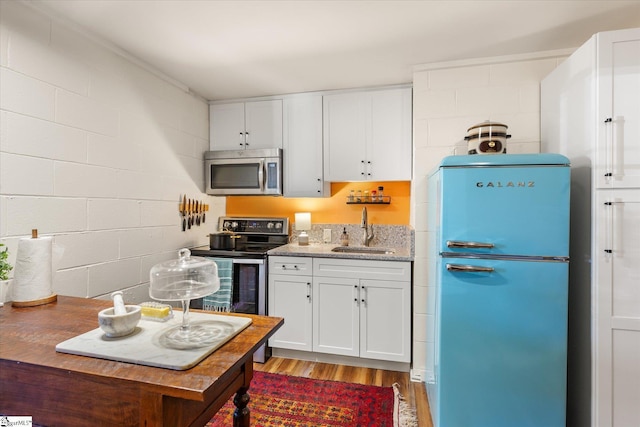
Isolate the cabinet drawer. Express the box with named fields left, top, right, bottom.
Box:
left=313, top=258, right=411, bottom=282
left=269, top=256, right=313, bottom=275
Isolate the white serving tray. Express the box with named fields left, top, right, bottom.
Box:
left=56, top=311, right=252, bottom=370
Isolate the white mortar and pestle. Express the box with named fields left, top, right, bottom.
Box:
left=98, top=291, right=141, bottom=337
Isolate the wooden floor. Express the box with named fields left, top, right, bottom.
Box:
left=254, top=356, right=433, bottom=426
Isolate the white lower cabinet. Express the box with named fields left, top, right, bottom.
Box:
left=595, top=189, right=640, bottom=427
left=360, top=278, right=411, bottom=362
left=268, top=256, right=313, bottom=351
left=313, top=275, right=360, bottom=357
left=269, top=256, right=411, bottom=363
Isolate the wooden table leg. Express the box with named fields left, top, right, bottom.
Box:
left=232, top=358, right=253, bottom=427
left=232, top=385, right=250, bottom=427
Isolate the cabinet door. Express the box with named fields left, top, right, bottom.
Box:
left=597, top=30, right=640, bottom=188
left=244, top=100, right=283, bottom=150
left=210, top=102, right=245, bottom=150
left=283, top=95, right=329, bottom=197
left=323, top=92, right=367, bottom=181
left=596, top=189, right=640, bottom=427
left=359, top=279, right=411, bottom=362
left=268, top=274, right=313, bottom=351
left=313, top=276, right=359, bottom=357
left=323, top=88, right=413, bottom=182
left=368, top=88, right=413, bottom=181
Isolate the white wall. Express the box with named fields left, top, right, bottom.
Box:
left=410, top=52, right=570, bottom=381
left=0, top=1, right=225, bottom=302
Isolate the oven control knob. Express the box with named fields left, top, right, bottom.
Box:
left=267, top=222, right=274, bottom=229
left=223, top=221, right=231, bottom=230
left=275, top=223, right=282, bottom=229
left=231, top=221, right=238, bottom=229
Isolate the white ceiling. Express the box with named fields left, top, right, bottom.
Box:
left=31, top=0, right=640, bottom=101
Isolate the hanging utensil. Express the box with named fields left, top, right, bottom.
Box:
left=182, top=195, right=187, bottom=231
left=187, top=198, right=192, bottom=229
left=202, top=202, right=206, bottom=223
left=191, top=200, right=196, bottom=227
left=194, top=200, right=198, bottom=226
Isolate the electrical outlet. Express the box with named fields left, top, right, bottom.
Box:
left=323, top=229, right=332, bottom=243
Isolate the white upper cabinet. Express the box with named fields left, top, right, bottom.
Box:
left=210, top=99, right=283, bottom=150
left=283, top=94, right=330, bottom=197
left=597, top=32, right=640, bottom=188
left=323, top=87, right=412, bottom=181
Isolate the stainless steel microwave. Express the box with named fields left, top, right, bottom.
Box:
left=204, top=148, right=282, bottom=196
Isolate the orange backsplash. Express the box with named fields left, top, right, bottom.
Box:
left=226, top=182, right=411, bottom=226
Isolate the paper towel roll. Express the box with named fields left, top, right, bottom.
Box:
left=11, top=236, right=55, bottom=302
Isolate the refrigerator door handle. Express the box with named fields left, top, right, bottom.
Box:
left=446, top=263, right=495, bottom=273
left=447, top=240, right=495, bottom=249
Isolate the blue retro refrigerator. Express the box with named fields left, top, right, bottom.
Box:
left=426, top=154, right=570, bottom=427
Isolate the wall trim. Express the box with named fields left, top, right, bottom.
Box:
left=413, top=48, right=576, bottom=72
left=208, top=82, right=413, bottom=105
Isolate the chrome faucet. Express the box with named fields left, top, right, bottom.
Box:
left=361, top=207, right=375, bottom=247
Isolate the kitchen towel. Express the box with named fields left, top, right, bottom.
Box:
left=11, top=236, right=56, bottom=302
left=202, top=258, right=233, bottom=312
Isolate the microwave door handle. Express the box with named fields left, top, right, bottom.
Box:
left=258, top=159, right=265, bottom=192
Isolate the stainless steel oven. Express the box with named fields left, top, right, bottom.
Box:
left=190, top=216, right=289, bottom=363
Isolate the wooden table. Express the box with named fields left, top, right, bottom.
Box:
left=0, top=296, right=283, bottom=426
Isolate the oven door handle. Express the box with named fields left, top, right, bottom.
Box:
left=231, top=258, right=264, bottom=265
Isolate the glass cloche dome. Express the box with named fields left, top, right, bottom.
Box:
left=149, top=248, right=220, bottom=349
left=150, top=248, right=219, bottom=301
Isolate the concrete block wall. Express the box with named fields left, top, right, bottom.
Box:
left=410, top=52, right=570, bottom=382
left=0, top=1, right=224, bottom=302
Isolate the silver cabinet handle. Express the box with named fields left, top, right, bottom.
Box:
left=446, top=263, right=494, bottom=273
left=447, top=240, right=494, bottom=249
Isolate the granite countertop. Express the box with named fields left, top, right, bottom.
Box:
left=268, top=243, right=414, bottom=262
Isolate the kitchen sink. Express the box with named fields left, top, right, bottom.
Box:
left=331, top=246, right=396, bottom=255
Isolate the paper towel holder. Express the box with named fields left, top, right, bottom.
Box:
left=11, top=229, right=58, bottom=308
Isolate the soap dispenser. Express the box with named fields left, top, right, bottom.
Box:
left=340, top=228, right=349, bottom=246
